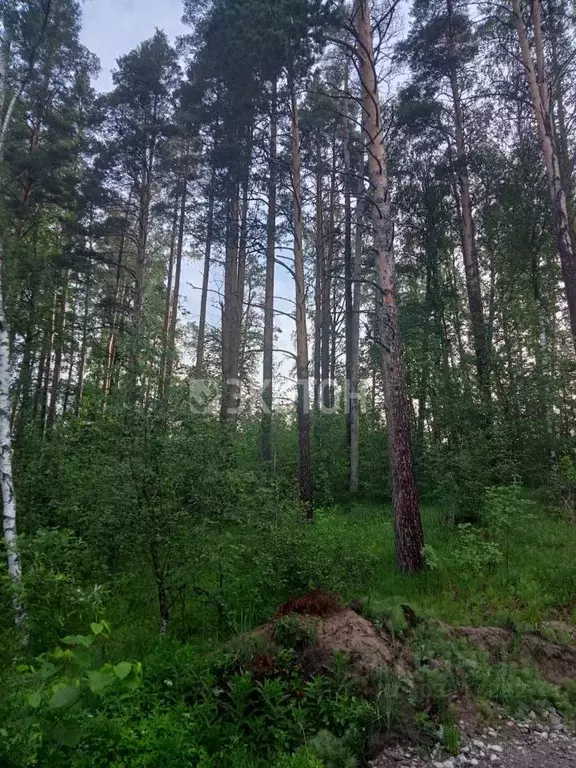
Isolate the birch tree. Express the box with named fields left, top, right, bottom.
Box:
left=0, top=0, right=56, bottom=625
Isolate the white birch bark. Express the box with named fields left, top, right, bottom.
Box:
left=0, top=28, right=26, bottom=626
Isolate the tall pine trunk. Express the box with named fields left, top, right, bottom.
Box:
left=446, top=0, right=490, bottom=407
left=164, top=164, right=188, bottom=399
left=354, top=0, right=424, bottom=571
left=195, top=169, right=215, bottom=377
left=290, top=81, right=313, bottom=519
left=343, top=84, right=362, bottom=494
left=512, top=0, right=576, bottom=353
left=261, top=83, right=277, bottom=462
left=314, top=135, right=323, bottom=411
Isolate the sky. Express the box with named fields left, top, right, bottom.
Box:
left=81, top=0, right=186, bottom=91
left=79, top=0, right=298, bottom=387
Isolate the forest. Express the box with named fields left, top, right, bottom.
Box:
left=1, top=0, right=576, bottom=765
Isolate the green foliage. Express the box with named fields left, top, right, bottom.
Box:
left=274, top=749, right=325, bottom=768
left=549, top=455, right=576, bottom=520
left=0, top=622, right=141, bottom=766
left=273, top=615, right=318, bottom=650
left=307, top=730, right=357, bottom=768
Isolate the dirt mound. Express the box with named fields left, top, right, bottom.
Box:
left=451, top=625, right=576, bottom=684
left=315, top=607, right=409, bottom=675
left=250, top=590, right=409, bottom=677
left=275, top=589, right=343, bottom=618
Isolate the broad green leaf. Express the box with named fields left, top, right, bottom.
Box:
left=49, top=684, right=80, bottom=709
left=120, top=662, right=142, bottom=691
left=114, top=661, right=132, bottom=680
left=71, top=645, right=91, bottom=668
left=87, top=669, right=114, bottom=694
left=26, top=691, right=42, bottom=709
left=61, top=634, right=94, bottom=648
left=90, top=622, right=104, bottom=636
left=38, top=661, right=57, bottom=680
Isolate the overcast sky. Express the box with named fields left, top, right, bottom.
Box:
left=81, top=0, right=185, bottom=91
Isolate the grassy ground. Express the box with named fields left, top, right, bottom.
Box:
left=316, top=501, right=576, bottom=628
left=105, top=499, right=576, bottom=658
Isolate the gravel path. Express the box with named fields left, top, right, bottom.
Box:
left=371, top=713, right=576, bottom=768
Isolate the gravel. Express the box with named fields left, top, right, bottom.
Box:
left=370, top=712, right=576, bottom=768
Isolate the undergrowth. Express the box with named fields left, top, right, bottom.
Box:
left=1, top=489, right=576, bottom=766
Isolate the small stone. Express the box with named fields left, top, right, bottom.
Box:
left=472, top=740, right=485, bottom=749
left=489, top=756, right=500, bottom=763
left=540, top=731, right=549, bottom=739
left=469, top=760, right=479, bottom=767
left=488, top=745, right=503, bottom=753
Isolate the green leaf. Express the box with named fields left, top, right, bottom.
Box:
left=49, top=684, right=80, bottom=709
left=120, top=662, right=142, bottom=691
left=38, top=661, right=57, bottom=680
left=50, top=724, right=80, bottom=746
left=90, top=622, right=104, bottom=636
left=61, top=634, right=94, bottom=648
left=87, top=669, right=114, bottom=694
left=114, top=661, right=132, bottom=680
left=26, top=691, right=42, bottom=709
left=71, top=645, right=92, bottom=668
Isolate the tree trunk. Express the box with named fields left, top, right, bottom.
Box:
left=159, top=192, right=180, bottom=397
left=221, top=184, right=240, bottom=421
left=195, top=168, right=215, bottom=377
left=229, top=154, right=250, bottom=416
left=343, top=88, right=362, bottom=494
left=0, top=32, right=27, bottom=626
left=314, top=135, right=324, bottom=411
left=354, top=0, right=424, bottom=572
left=75, top=261, right=91, bottom=415
left=62, top=286, right=77, bottom=417
left=261, top=83, right=277, bottom=463
left=290, top=81, right=313, bottom=519
left=164, top=166, right=188, bottom=398
left=321, top=134, right=337, bottom=409
left=512, top=0, right=576, bottom=353
left=0, top=242, right=25, bottom=626
left=446, top=0, right=491, bottom=406
left=46, top=269, right=69, bottom=431
left=130, top=164, right=153, bottom=404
